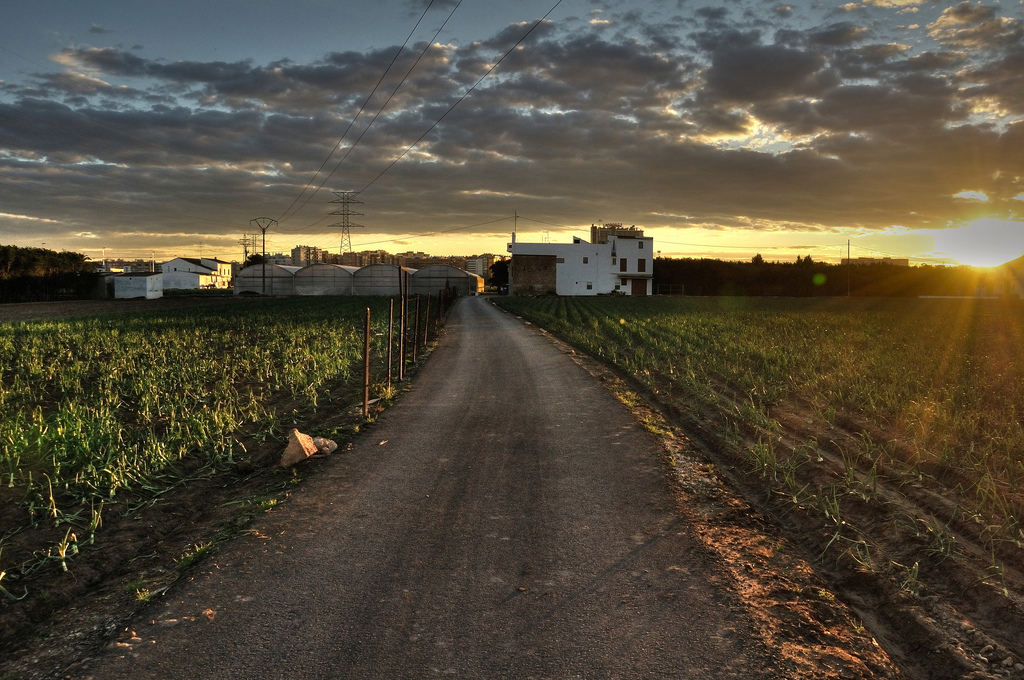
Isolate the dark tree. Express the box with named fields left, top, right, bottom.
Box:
left=488, top=259, right=509, bottom=288
left=0, top=244, right=98, bottom=303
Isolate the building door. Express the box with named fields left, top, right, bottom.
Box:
left=631, top=279, right=647, bottom=296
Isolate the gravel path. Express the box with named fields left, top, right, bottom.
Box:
left=77, top=296, right=773, bottom=679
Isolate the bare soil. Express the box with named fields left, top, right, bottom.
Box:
left=1, top=297, right=1022, bottom=679
left=0, top=295, right=264, bottom=324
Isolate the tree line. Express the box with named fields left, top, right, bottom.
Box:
left=652, top=256, right=1016, bottom=298
left=0, top=245, right=99, bottom=303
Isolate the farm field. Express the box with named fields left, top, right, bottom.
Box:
left=0, top=295, right=441, bottom=674
left=495, top=295, right=1024, bottom=679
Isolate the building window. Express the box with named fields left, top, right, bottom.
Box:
left=639, top=241, right=644, bottom=249
left=555, top=257, right=565, bottom=263
left=586, top=282, right=593, bottom=290
left=583, top=256, right=589, bottom=264
left=620, top=258, right=627, bottom=272
left=612, top=257, right=617, bottom=265
left=638, top=259, right=646, bottom=272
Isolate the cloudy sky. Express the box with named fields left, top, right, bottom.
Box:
left=2, top=0, right=1024, bottom=266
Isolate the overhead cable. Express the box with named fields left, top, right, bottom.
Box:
left=276, top=0, right=449, bottom=225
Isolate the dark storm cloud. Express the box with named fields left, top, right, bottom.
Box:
left=960, top=45, right=1024, bottom=114
left=808, top=22, right=870, bottom=46
left=704, top=44, right=830, bottom=102
left=53, top=45, right=459, bottom=114
left=5, top=1, right=1024, bottom=249
left=927, top=2, right=1024, bottom=50
left=479, top=33, right=695, bottom=111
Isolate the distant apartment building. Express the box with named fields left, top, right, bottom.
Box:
left=264, top=252, right=291, bottom=266
left=841, top=257, right=910, bottom=266
left=92, top=258, right=157, bottom=273
left=395, top=252, right=468, bottom=270
left=464, top=254, right=496, bottom=280
left=340, top=250, right=399, bottom=267
left=292, top=245, right=328, bottom=266
left=508, top=224, right=654, bottom=296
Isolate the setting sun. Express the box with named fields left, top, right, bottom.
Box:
left=924, top=219, right=1024, bottom=268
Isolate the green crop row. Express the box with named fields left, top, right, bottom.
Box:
left=0, top=296, right=414, bottom=533
left=495, top=295, right=1024, bottom=540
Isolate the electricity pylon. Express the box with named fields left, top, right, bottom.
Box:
left=329, top=191, right=364, bottom=254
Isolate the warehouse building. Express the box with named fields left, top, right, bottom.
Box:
left=233, top=264, right=302, bottom=295
left=294, top=264, right=360, bottom=296
left=410, top=265, right=484, bottom=297
left=352, top=264, right=416, bottom=296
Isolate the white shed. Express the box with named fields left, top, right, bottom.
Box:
left=410, top=265, right=483, bottom=297
left=294, top=264, right=359, bottom=296
left=114, top=272, right=163, bottom=299
left=352, top=264, right=416, bottom=296
left=233, top=264, right=302, bottom=295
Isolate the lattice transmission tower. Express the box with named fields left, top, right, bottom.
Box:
left=237, top=233, right=258, bottom=262
left=329, top=191, right=364, bottom=253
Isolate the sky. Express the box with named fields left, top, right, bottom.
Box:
left=2, top=0, right=1024, bottom=267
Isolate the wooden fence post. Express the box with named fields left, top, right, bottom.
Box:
left=363, top=307, right=370, bottom=419
left=399, top=270, right=406, bottom=381
left=423, top=294, right=430, bottom=344
left=413, top=294, right=421, bottom=363
left=387, top=298, right=394, bottom=391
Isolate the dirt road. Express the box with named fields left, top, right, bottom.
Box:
left=77, top=296, right=777, bottom=679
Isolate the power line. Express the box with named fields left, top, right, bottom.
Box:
left=353, top=1, right=565, bottom=202
left=276, top=0, right=449, bottom=225
left=349, top=215, right=513, bottom=250
left=516, top=215, right=572, bottom=229
left=286, top=1, right=565, bottom=234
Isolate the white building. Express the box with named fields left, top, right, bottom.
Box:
left=507, top=224, right=653, bottom=296
left=114, top=272, right=163, bottom=299
left=160, top=257, right=232, bottom=289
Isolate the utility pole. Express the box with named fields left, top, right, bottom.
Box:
left=329, top=191, right=364, bottom=256
left=250, top=218, right=277, bottom=295
left=847, top=239, right=851, bottom=297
